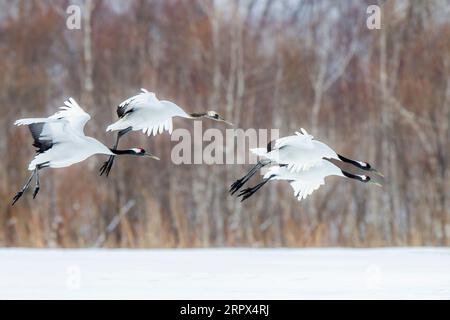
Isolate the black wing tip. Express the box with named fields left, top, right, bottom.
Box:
left=117, top=105, right=134, bottom=118
left=28, top=123, right=53, bottom=154
left=116, top=105, right=125, bottom=118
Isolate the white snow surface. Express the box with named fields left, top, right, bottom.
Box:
left=0, top=248, right=449, bottom=299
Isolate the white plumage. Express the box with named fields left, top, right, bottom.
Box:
left=106, top=89, right=180, bottom=136
left=12, top=98, right=154, bottom=205
left=100, top=88, right=231, bottom=176
left=237, top=160, right=377, bottom=202
left=261, top=161, right=351, bottom=200
left=250, top=128, right=338, bottom=172
left=15, top=98, right=112, bottom=170
left=230, top=128, right=382, bottom=201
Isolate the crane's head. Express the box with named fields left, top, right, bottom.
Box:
left=131, top=148, right=160, bottom=160
left=360, top=175, right=382, bottom=187
left=337, top=155, right=384, bottom=177
left=341, top=170, right=382, bottom=187
left=361, top=175, right=370, bottom=182
left=206, top=111, right=233, bottom=126
left=358, top=161, right=384, bottom=177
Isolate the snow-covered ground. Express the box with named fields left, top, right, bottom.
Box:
left=0, top=248, right=449, bottom=299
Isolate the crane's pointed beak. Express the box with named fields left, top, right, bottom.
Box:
left=370, top=181, right=383, bottom=188
left=218, top=116, right=233, bottom=126
left=145, top=153, right=160, bottom=160
left=370, top=168, right=384, bottom=177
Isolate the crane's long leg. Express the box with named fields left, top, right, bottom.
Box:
left=12, top=169, right=36, bottom=206
left=337, top=154, right=367, bottom=171
left=100, top=127, right=132, bottom=177
left=237, top=174, right=275, bottom=202
left=229, top=160, right=271, bottom=195
left=99, top=133, right=120, bottom=176
left=32, top=168, right=41, bottom=199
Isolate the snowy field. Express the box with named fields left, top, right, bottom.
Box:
left=0, top=248, right=449, bottom=299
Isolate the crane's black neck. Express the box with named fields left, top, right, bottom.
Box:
left=189, top=112, right=207, bottom=118
left=338, top=154, right=370, bottom=170
left=190, top=112, right=221, bottom=120
left=341, top=170, right=368, bottom=183
left=110, top=149, right=139, bottom=155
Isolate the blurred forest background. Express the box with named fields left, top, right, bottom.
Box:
left=0, top=0, right=449, bottom=248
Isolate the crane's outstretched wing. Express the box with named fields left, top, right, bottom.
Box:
left=287, top=159, right=340, bottom=200
left=250, top=128, right=339, bottom=172
left=16, top=98, right=90, bottom=137
left=110, top=88, right=174, bottom=135
left=274, top=128, right=314, bottom=149
left=116, top=88, right=159, bottom=118
left=15, top=98, right=90, bottom=151
left=250, top=134, right=317, bottom=172
left=263, top=162, right=335, bottom=201
left=49, top=98, right=90, bottom=135
left=288, top=178, right=325, bottom=201
left=15, top=117, right=76, bottom=170
left=15, top=118, right=72, bottom=151
left=295, top=127, right=314, bottom=139
left=28, top=122, right=54, bottom=154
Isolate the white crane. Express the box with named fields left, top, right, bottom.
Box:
left=12, top=98, right=158, bottom=205
left=100, top=88, right=233, bottom=176
left=238, top=161, right=381, bottom=202
left=230, top=128, right=382, bottom=195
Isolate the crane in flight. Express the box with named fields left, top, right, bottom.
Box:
left=238, top=161, right=381, bottom=202
left=12, top=98, right=158, bottom=205
left=100, top=88, right=232, bottom=176
left=230, top=128, right=383, bottom=199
